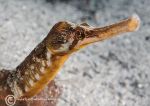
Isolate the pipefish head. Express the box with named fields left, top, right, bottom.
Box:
left=45, top=21, right=92, bottom=55
left=46, top=14, right=140, bottom=55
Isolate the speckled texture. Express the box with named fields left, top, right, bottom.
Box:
left=0, top=0, right=149, bottom=106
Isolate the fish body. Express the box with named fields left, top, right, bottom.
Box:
left=0, top=15, right=140, bottom=106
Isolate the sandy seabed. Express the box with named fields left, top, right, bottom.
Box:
left=0, top=0, right=150, bottom=106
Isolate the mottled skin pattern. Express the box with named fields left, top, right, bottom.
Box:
left=0, top=15, right=140, bottom=106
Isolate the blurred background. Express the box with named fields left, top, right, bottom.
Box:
left=0, top=0, right=150, bottom=106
